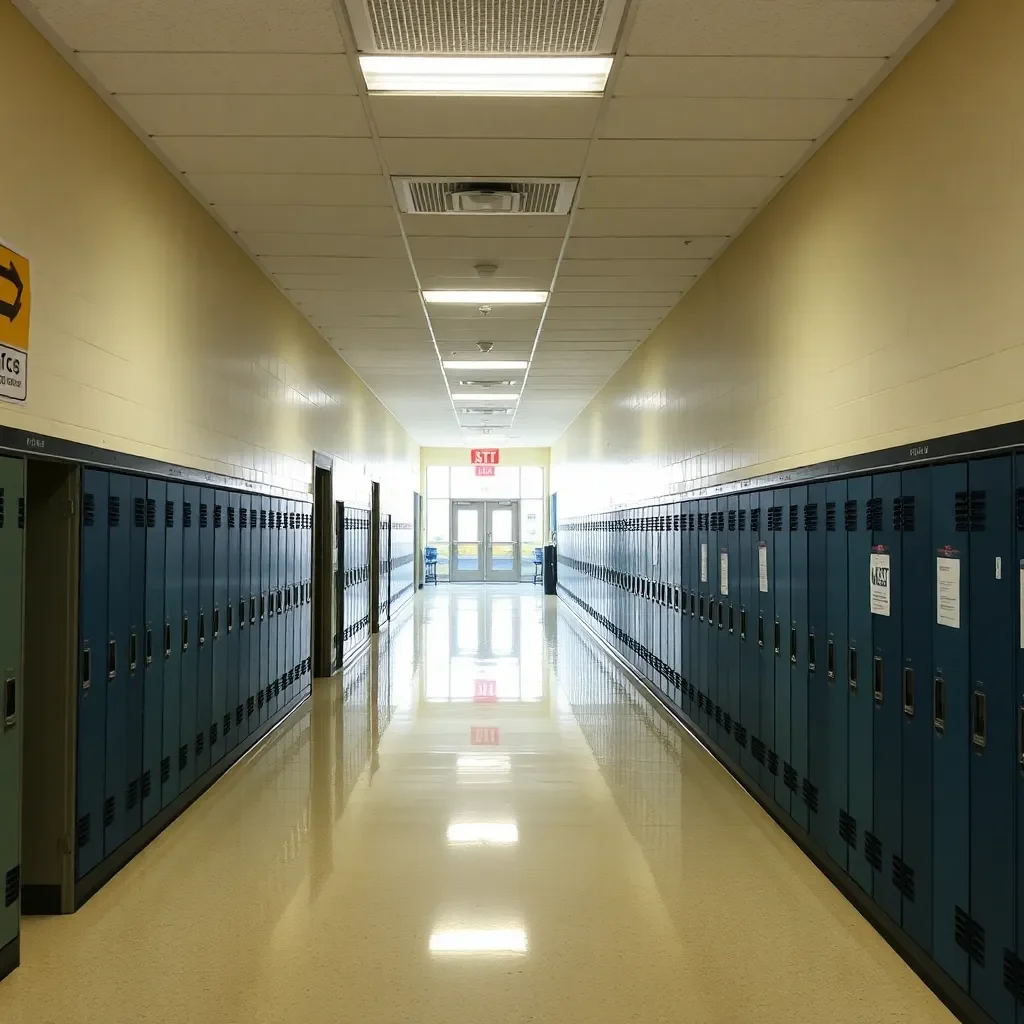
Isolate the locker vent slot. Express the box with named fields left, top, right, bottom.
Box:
left=223, top=712, right=231, bottom=735
left=165, top=500, right=174, bottom=527
left=82, top=492, right=97, bottom=526
left=236, top=704, right=244, bottom=725
left=76, top=814, right=91, bottom=848
left=248, top=696, right=255, bottom=715
left=179, top=744, right=188, bottom=770
left=126, top=778, right=139, bottom=811
left=825, top=502, right=836, bottom=531
left=714, top=704, right=722, bottom=725
left=969, top=489, right=986, bottom=531
left=751, top=736, right=765, bottom=764
left=240, top=507, right=248, bottom=528
left=108, top=495, right=120, bottom=527
left=722, top=712, right=732, bottom=734
left=146, top=498, right=157, bottom=527
left=783, top=763, right=798, bottom=792
left=4, top=866, right=19, bottom=908
left=750, top=508, right=761, bottom=532
left=195, top=731, right=204, bottom=756
left=955, top=906, right=985, bottom=966
left=767, top=750, right=779, bottom=776
left=258, top=689, right=265, bottom=709
left=227, top=505, right=236, bottom=528
left=734, top=724, right=747, bottom=748
left=214, top=504, right=223, bottom=528
left=210, top=722, right=218, bottom=745
left=728, top=509, right=737, bottom=531
left=134, top=497, right=146, bottom=527
left=954, top=491, right=969, bottom=532
left=1017, top=488, right=1024, bottom=531
left=688, top=513, right=695, bottom=530
left=789, top=505, right=798, bottom=531
left=183, top=502, right=192, bottom=528
left=1003, top=949, right=1024, bottom=1004
left=103, top=796, right=115, bottom=828
left=802, top=778, right=819, bottom=813
left=864, top=830, right=882, bottom=871
left=844, top=500, right=857, bottom=531
left=160, top=756, right=170, bottom=783
left=738, top=509, right=747, bottom=531
left=199, top=503, right=209, bottom=528
left=141, top=770, right=152, bottom=799
left=804, top=504, right=818, bottom=531
left=260, top=510, right=267, bottom=528
left=893, top=855, right=915, bottom=901
left=866, top=497, right=883, bottom=531
left=894, top=495, right=915, bottom=531
left=838, top=809, right=857, bottom=848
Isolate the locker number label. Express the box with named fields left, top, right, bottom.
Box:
left=700, top=542, right=708, bottom=584
left=758, top=542, right=769, bottom=594
left=720, top=548, right=729, bottom=596
left=869, top=548, right=890, bottom=617
left=936, top=554, right=961, bottom=629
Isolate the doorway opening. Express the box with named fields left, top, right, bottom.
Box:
left=450, top=500, right=520, bottom=583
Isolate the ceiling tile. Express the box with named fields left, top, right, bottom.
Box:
left=589, top=139, right=811, bottom=176
left=535, top=318, right=662, bottom=332
left=259, top=256, right=412, bottom=276
left=546, top=301, right=675, bottom=315
left=579, top=176, right=779, bottom=210
left=189, top=173, right=391, bottom=207
left=381, top=139, right=589, bottom=177
left=432, top=322, right=538, bottom=342
left=563, top=237, right=728, bottom=259
left=287, top=290, right=422, bottom=320
left=561, top=258, right=711, bottom=277
left=554, top=276, right=696, bottom=293
left=273, top=268, right=417, bottom=290
left=216, top=206, right=399, bottom=234
left=155, top=137, right=380, bottom=175
left=614, top=56, right=885, bottom=99
left=324, top=328, right=430, bottom=345
left=402, top=214, right=568, bottom=238
left=241, top=233, right=407, bottom=257
left=573, top=208, right=750, bottom=237
left=407, top=236, right=564, bottom=259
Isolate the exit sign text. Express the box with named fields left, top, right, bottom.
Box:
left=471, top=448, right=500, bottom=466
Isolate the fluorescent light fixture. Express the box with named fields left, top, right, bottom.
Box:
left=423, top=290, right=547, bottom=305
left=452, top=393, right=519, bottom=402
left=429, top=929, right=528, bottom=954
left=360, top=56, right=612, bottom=96
left=443, top=361, right=529, bottom=371
left=446, top=822, right=519, bottom=845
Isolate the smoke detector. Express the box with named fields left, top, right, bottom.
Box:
left=393, top=178, right=577, bottom=215
left=477, top=341, right=494, bottom=352
left=475, top=263, right=499, bottom=278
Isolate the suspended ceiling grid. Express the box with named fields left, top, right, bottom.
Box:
left=17, top=0, right=953, bottom=446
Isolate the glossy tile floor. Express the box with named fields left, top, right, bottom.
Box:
left=1, top=586, right=953, bottom=1023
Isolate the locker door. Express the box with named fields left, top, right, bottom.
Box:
left=709, top=499, right=723, bottom=742
left=103, top=473, right=131, bottom=857
left=738, top=492, right=756, bottom=771
left=195, top=489, right=214, bottom=778
left=142, top=478, right=166, bottom=825
left=931, top=461, right=970, bottom=990
left=756, top=490, right=775, bottom=792
left=179, top=486, right=200, bottom=790
left=78, top=469, right=109, bottom=878
left=725, top=495, right=740, bottom=752
left=870, top=472, right=903, bottom=923
left=806, top=483, right=828, bottom=847
left=283, top=502, right=293, bottom=702
left=161, top=484, right=183, bottom=808
left=696, top=500, right=709, bottom=733
left=260, top=496, right=271, bottom=724
left=790, top=485, right=809, bottom=832
left=124, top=476, right=147, bottom=841
left=248, top=498, right=261, bottom=732
left=1016, top=455, right=1024, bottom=1024
left=685, top=504, right=698, bottom=720
left=773, top=492, right=792, bottom=816
left=0, top=457, right=25, bottom=954
left=825, top=478, right=850, bottom=872
left=672, top=506, right=683, bottom=707
left=236, top=497, right=250, bottom=742
left=225, top=492, right=240, bottom=752
left=277, top=500, right=287, bottom=705
left=291, top=502, right=299, bottom=698
left=967, top=456, right=1015, bottom=1023
left=900, top=467, right=933, bottom=953
left=211, top=491, right=229, bottom=764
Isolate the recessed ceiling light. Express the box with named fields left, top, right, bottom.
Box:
left=452, top=393, right=519, bottom=402
left=424, top=290, right=547, bottom=305
left=443, top=361, right=529, bottom=371
left=359, top=56, right=613, bottom=96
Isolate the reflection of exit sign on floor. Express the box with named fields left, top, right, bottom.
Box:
left=474, top=679, right=497, bottom=702
left=471, top=726, right=500, bottom=745
left=475, top=465, right=495, bottom=477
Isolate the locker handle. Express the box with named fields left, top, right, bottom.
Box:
left=227, top=603, right=233, bottom=634
left=790, top=626, right=797, bottom=665
left=145, top=628, right=153, bottom=666
left=717, top=601, right=723, bottom=630
left=182, top=615, right=189, bottom=652
left=773, top=619, right=780, bottom=656
left=250, top=596, right=256, bottom=625
left=972, top=690, right=987, bottom=749
left=268, top=591, right=274, bottom=618
left=758, top=614, right=764, bottom=648
left=82, top=646, right=91, bottom=691
left=129, top=632, right=138, bottom=673
left=740, top=607, right=747, bottom=640
left=699, top=596, right=705, bottom=622
left=827, top=640, right=835, bottom=681
left=690, top=593, right=695, bottom=617
left=808, top=632, right=816, bottom=672
left=4, top=676, right=16, bottom=728
left=933, top=677, right=946, bottom=732
left=872, top=656, right=883, bottom=703
left=276, top=590, right=283, bottom=615
left=728, top=604, right=734, bottom=635
left=107, top=639, right=117, bottom=681
left=198, top=612, right=206, bottom=646
left=903, top=667, right=914, bottom=716
left=848, top=647, right=858, bottom=690
left=164, top=623, right=171, bottom=659
left=260, top=594, right=266, bottom=621
left=1019, top=706, right=1024, bottom=770
left=213, top=607, right=220, bottom=639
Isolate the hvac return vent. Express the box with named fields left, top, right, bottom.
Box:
left=395, top=178, right=577, bottom=215
left=349, top=0, right=624, bottom=54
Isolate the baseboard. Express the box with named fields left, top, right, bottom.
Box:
left=70, top=686, right=310, bottom=911
left=0, top=934, right=18, bottom=982
left=557, top=595, right=994, bottom=1024
left=20, top=884, right=61, bottom=915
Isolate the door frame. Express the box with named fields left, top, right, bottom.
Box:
left=450, top=499, right=521, bottom=583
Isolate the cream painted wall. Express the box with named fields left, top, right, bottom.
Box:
left=0, top=2, right=417, bottom=511
left=553, top=0, right=1021, bottom=516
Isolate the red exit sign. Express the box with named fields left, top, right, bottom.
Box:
left=475, top=465, right=495, bottom=477
left=471, top=726, right=501, bottom=745
left=471, top=448, right=500, bottom=466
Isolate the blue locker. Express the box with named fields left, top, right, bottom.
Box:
left=102, top=473, right=132, bottom=857
left=288, top=501, right=297, bottom=701
left=179, top=485, right=200, bottom=791
left=967, top=456, right=1015, bottom=1024
left=77, top=470, right=109, bottom=878
left=161, top=483, right=183, bottom=807
left=124, top=476, right=147, bottom=841
left=739, top=492, right=757, bottom=776
left=142, top=478, right=166, bottom=825
left=708, top=499, right=721, bottom=742
left=226, top=491, right=240, bottom=751
left=806, top=483, right=828, bottom=846
left=825, top=478, right=849, bottom=872
left=931, top=461, right=970, bottom=990
left=790, top=485, right=809, bottom=832
left=275, top=499, right=285, bottom=710
left=248, top=497, right=261, bottom=732
left=847, top=474, right=873, bottom=895
left=726, top=494, right=741, bottom=755
left=195, top=488, right=214, bottom=778
left=683, top=505, right=696, bottom=721
left=900, top=467, right=933, bottom=953
left=757, top=489, right=775, bottom=793
left=871, top=471, right=903, bottom=922
left=211, top=491, right=229, bottom=764
left=774, top=491, right=792, bottom=816
left=697, top=499, right=710, bottom=735
left=260, top=496, right=272, bottom=725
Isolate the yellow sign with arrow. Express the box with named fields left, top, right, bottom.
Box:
left=0, top=239, right=30, bottom=403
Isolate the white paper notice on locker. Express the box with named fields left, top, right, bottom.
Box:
left=869, top=548, right=890, bottom=617
left=936, top=554, right=960, bottom=629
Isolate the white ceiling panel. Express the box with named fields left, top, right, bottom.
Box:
left=407, top=236, right=565, bottom=259
left=116, top=94, right=368, bottom=138
left=602, top=97, right=847, bottom=141
left=381, top=139, right=589, bottom=177
left=370, top=96, right=602, bottom=139
left=573, top=208, right=751, bottom=237
left=564, top=237, right=728, bottom=259
left=433, top=321, right=538, bottom=342
left=80, top=52, right=356, bottom=95
left=259, top=256, right=412, bottom=276
left=589, top=139, right=811, bottom=176
left=561, top=258, right=711, bottom=277
left=287, top=290, right=422, bottom=318
left=536, top=318, right=662, bottom=331
left=413, top=258, right=556, bottom=280
left=26, top=0, right=345, bottom=52
left=546, top=298, right=676, bottom=313
left=316, top=315, right=425, bottom=330
left=242, top=234, right=407, bottom=258
left=323, top=328, right=431, bottom=345
left=579, top=176, right=779, bottom=210
left=425, top=304, right=544, bottom=321
left=614, top=55, right=886, bottom=99
left=555, top=276, right=697, bottom=293
left=628, top=0, right=939, bottom=57
left=539, top=330, right=646, bottom=342
left=156, top=137, right=380, bottom=175
left=189, top=173, right=391, bottom=207
left=402, top=215, right=569, bottom=238
left=216, top=206, right=399, bottom=234
left=273, top=269, right=418, bottom=291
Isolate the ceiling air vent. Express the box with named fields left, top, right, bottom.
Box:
left=458, top=407, right=512, bottom=416
left=349, top=0, right=625, bottom=54
left=395, top=177, right=577, bottom=215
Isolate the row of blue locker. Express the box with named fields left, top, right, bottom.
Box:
left=77, top=470, right=313, bottom=881
left=338, top=507, right=372, bottom=663
left=559, top=453, right=1024, bottom=1024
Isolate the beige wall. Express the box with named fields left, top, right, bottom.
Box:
left=0, top=2, right=417, bottom=511
left=553, top=0, right=1021, bottom=516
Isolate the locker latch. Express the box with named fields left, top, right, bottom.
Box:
left=3, top=677, right=15, bottom=728
left=972, top=690, right=987, bottom=749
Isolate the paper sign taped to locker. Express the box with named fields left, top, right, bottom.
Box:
left=700, top=542, right=708, bottom=583
left=869, top=548, right=890, bottom=617
left=720, top=548, right=729, bottom=596
left=936, top=554, right=960, bottom=629
left=758, top=541, right=768, bottom=594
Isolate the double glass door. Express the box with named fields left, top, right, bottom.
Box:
left=451, top=500, right=520, bottom=582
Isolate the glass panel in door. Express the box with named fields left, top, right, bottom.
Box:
left=451, top=501, right=484, bottom=582
left=485, top=501, right=520, bottom=582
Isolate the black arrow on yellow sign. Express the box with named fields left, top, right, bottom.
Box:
left=0, top=261, right=24, bottom=322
